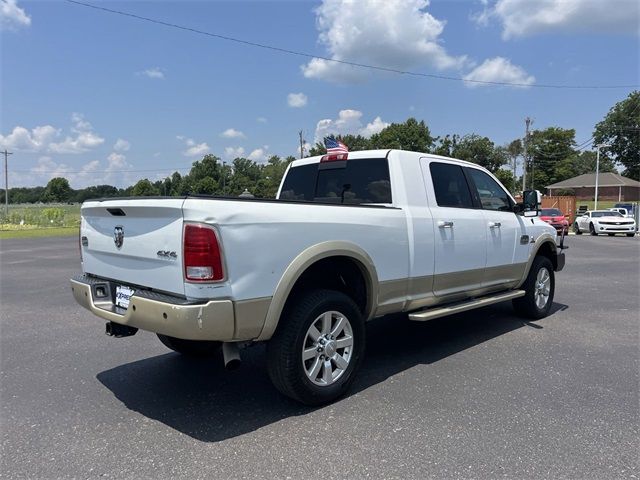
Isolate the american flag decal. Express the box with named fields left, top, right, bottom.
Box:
left=323, top=136, right=349, bottom=154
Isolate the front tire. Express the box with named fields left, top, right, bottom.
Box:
left=157, top=334, right=221, bottom=357
left=513, top=256, right=555, bottom=320
left=589, top=223, right=598, bottom=236
left=573, top=223, right=582, bottom=235
left=267, top=289, right=365, bottom=405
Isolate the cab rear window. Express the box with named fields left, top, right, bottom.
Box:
left=279, top=158, right=392, bottom=204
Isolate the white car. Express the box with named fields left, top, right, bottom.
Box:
left=573, top=210, right=636, bottom=236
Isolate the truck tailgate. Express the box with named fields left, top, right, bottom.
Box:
left=81, top=198, right=186, bottom=296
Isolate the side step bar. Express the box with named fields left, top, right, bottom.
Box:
left=408, top=290, right=525, bottom=322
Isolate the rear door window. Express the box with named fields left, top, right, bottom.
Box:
left=429, top=162, right=474, bottom=208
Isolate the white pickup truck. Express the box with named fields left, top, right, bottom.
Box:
left=71, top=149, right=565, bottom=405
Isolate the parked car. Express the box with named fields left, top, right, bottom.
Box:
left=573, top=210, right=636, bottom=236
left=613, top=203, right=636, bottom=217
left=70, top=150, right=565, bottom=405
left=608, top=207, right=629, bottom=217
left=540, top=208, right=569, bottom=235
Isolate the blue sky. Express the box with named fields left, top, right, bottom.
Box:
left=1, top=0, right=638, bottom=188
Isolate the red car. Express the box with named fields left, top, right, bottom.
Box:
left=540, top=208, right=569, bottom=235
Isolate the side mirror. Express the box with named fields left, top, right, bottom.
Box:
left=516, top=190, right=542, bottom=217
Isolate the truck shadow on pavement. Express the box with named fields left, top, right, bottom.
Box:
left=97, top=302, right=567, bottom=442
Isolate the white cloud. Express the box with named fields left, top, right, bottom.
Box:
left=248, top=146, right=269, bottom=163
left=360, top=116, right=390, bottom=137
left=475, top=0, right=639, bottom=39
left=49, top=113, right=105, bottom=154
left=0, top=125, right=58, bottom=152
left=221, top=128, right=246, bottom=139
left=28, top=156, right=101, bottom=189
left=314, top=110, right=390, bottom=142
left=287, top=93, right=308, bottom=108
left=104, top=152, right=137, bottom=188
left=139, top=67, right=165, bottom=79
left=463, top=57, right=535, bottom=88
left=177, top=136, right=209, bottom=157
left=224, top=146, right=245, bottom=159
left=1, top=113, right=104, bottom=154
left=113, top=138, right=131, bottom=152
left=302, top=0, right=466, bottom=83
left=0, top=0, right=31, bottom=30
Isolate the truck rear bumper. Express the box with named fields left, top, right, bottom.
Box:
left=70, top=275, right=235, bottom=341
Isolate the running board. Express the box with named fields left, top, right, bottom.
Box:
left=408, top=290, right=526, bottom=322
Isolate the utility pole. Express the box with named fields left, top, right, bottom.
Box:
left=523, top=117, right=532, bottom=191
left=2, top=149, right=12, bottom=217
left=594, top=143, right=610, bottom=210
left=222, top=160, right=226, bottom=196
left=298, top=130, right=305, bottom=159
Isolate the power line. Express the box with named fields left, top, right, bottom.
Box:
left=9, top=166, right=193, bottom=174
left=65, top=0, right=639, bottom=90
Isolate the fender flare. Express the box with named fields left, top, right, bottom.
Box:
left=516, top=232, right=558, bottom=288
left=255, top=241, right=379, bottom=341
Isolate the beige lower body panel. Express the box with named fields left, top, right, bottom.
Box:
left=376, top=263, right=526, bottom=317
left=70, top=278, right=269, bottom=342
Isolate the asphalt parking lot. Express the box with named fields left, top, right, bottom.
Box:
left=1, top=234, right=638, bottom=479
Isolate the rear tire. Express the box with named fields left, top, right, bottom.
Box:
left=513, top=256, right=555, bottom=320
left=573, top=223, right=582, bottom=235
left=267, top=289, right=365, bottom=406
left=589, top=223, right=597, bottom=236
left=627, top=233, right=636, bottom=237
left=157, top=334, right=221, bottom=357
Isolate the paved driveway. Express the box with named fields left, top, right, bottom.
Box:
left=1, top=235, right=638, bottom=479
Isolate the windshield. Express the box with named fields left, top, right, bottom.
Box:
left=592, top=211, right=622, bottom=217
left=541, top=208, right=562, bottom=216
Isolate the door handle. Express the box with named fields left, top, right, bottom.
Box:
left=489, top=222, right=502, bottom=229
left=438, top=221, right=454, bottom=228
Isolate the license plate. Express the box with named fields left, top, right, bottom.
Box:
left=115, top=285, right=135, bottom=309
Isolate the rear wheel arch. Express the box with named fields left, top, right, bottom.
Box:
left=257, top=242, right=379, bottom=341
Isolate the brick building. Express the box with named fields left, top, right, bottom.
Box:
left=546, top=172, right=640, bottom=201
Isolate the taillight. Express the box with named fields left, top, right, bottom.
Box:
left=183, top=224, right=224, bottom=282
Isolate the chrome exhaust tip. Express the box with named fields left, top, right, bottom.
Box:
left=222, top=342, right=241, bottom=370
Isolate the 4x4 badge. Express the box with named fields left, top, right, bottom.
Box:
left=114, top=225, right=124, bottom=249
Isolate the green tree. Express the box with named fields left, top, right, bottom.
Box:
left=593, top=90, right=640, bottom=180
left=494, top=169, right=515, bottom=192
left=527, top=127, right=577, bottom=189
left=131, top=179, right=159, bottom=196
left=194, top=177, right=218, bottom=194
left=433, top=134, right=459, bottom=157
left=43, top=177, right=73, bottom=203
left=254, top=155, right=294, bottom=198
left=451, top=134, right=507, bottom=173
left=227, top=158, right=262, bottom=195
left=369, top=118, right=433, bottom=152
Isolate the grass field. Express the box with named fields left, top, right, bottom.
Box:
left=0, top=204, right=81, bottom=239
left=0, top=227, right=79, bottom=240
left=0, top=204, right=80, bottom=229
